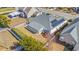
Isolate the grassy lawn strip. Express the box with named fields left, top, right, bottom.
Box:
left=11, top=28, right=26, bottom=39
left=0, top=8, right=15, bottom=12
left=11, top=28, right=47, bottom=51
left=0, top=8, right=15, bottom=15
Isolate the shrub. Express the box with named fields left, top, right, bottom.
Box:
left=12, top=28, right=47, bottom=51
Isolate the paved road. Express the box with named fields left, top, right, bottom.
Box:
left=38, top=8, right=79, bottom=21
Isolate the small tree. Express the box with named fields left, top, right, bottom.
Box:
left=0, top=15, right=11, bottom=27
left=19, top=36, right=47, bottom=51
left=68, top=19, right=72, bottom=22
left=46, top=13, right=50, bottom=15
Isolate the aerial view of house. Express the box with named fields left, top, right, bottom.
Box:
left=0, top=7, right=79, bottom=51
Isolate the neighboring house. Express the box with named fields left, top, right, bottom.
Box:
left=59, top=18, right=79, bottom=48
left=16, top=7, right=39, bottom=18
left=26, top=13, right=67, bottom=34
left=73, top=44, right=79, bottom=51
left=73, top=7, right=79, bottom=13
left=16, top=7, right=25, bottom=12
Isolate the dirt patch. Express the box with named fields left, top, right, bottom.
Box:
left=0, top=30, right=18, bottom=50
left=8, top=17, right=27, bottom=28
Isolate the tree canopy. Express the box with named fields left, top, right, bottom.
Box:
left=12, top=28, right=47, bottom=51
left=19, top=36, right=47, bottom=51
left=0, top=15, right=11, bottom=27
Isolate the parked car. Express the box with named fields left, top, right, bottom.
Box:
left=8, top=11, right=21, bottom=18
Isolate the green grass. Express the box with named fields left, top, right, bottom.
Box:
left=0, top=7, right=15, bottom=15
left=11, top=28, right=26, bottom=39
left=0, top=23, right=6, bottom=28
left=0, top=8, right=15, bottom=12
left=11, top=28, right=47, bottom=51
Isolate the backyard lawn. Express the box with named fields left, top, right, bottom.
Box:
left=0, top=30, right=18, bottom=50
left=12, top=28, right=47, bottom=51
left=13, top=26, right=48, bottom=43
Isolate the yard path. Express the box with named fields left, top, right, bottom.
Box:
left=44, top=41, right=64, bottom=51
left=44, top=33, right=64, bottom=51
left=48, top=41, right=64, bottom=51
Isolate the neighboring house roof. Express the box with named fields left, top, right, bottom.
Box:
left=26, top=8, right=39, bottom=18
left=73, top=44, right=79, bottom=51
left=16, top=7, right=25, bottom=11
left=60, top=19, right=79, bottom=45
left=68, top=17, right=79, bottom=27
left=27, top=13, right=65, bottom=33
left=73, top=7, right=79, bottom=13
left=23, top=7, right=32, bottom=14
left=17, top=7, right=39, bottom=18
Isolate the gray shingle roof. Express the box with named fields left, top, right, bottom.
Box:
left=27, top=13, right=65, bottom=33
left=28, top=21, right=45, bottom=32
left=32, top=13, right=64, bottom=30
left=73, top=44, right=79, bottom=51
left=60, top=20, right=79, bottom=45
left=33, top=14, right=52, bottom=31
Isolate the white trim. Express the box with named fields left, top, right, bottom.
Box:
left=38, top=27, right=44, bottom=34
left=50, top=20, right=68, bottom=34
